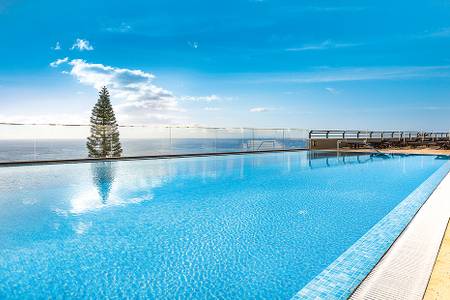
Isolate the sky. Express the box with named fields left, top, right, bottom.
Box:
left=1, top=0, right=450, bottom=131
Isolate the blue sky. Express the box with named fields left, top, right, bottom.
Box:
left=1, top=0, right=450, bottom=130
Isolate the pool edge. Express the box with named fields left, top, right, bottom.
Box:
left=293, top=160, right=450, bottom=300
left=2, top=149, right=447, bottom=168
left=0, top=148, right=307, bottom=167
left=350, top=163, right=450, bottom=300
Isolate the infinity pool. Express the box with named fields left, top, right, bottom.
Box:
left=0, top=151, right=448, bottom=299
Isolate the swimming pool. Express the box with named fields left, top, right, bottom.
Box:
left=0, top=151, right=448, bottom=299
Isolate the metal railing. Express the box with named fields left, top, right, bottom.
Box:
left=309, top=130, right=449, bottom=141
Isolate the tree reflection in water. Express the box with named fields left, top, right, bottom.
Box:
left=91, top=162, right=115, bottom=204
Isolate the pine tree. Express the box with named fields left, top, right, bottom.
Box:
left=86, top=86, right=123, bottom=158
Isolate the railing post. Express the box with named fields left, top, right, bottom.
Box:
left=252, top=128, right=255, bottom=151
left=169, top=127, right=172, bottom=153
left=241, top=128, right=244, bottom=151
left=33, top=135, right=37, bottom=160
left=214, top=129, right=217, bottom=153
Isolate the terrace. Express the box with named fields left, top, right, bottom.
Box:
left=309, top=129, right=450, bottom=152
left=0, top=124, right=449, bottom=299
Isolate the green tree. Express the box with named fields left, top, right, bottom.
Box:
left=86, top=86, right=123, bottom=158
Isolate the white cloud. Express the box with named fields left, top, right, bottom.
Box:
left=286, top=40, right=361, bottom=51
left=188, top=41, right=199, bottom=49
left=325, top=87, right=339, bottom=94
left=180, top=95, right=220, bottom=102
left=426, top=28, right=450, bottom=38
left=105, top=22, right=132, bottom=33
left=0, top=113, right=86, bottom=125
left=49, top=59, right=230, bottom=125
left=249, top=107, right=269, bottom=113
left=246, top=65, right=450, bottom=83
left=413, top=28, right=450, bottom=39
left=204, top=107, right=221, bottom=111
left=303, top=6, right=366, bottom=12
left=64, top=59, right=180, bottom=124
left=49, top=57, right=69, bottom=68
left=71, top=38, right=94, bottom=51
left=52, top=41, right=61, bottom=50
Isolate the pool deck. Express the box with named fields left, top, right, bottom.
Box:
left=350, top=161, right=450, bottom=300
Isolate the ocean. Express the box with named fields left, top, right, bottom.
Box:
left=0, top=138, right=308, bottom=162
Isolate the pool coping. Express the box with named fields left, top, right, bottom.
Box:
left=349, top=163, right=450, bottom=299
left=0, top=148, right=308, bottom=167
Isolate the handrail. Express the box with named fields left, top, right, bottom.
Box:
left=0, top=122, right=307, bottom=131
left=309, top=129, right=449, bottom=140
left=1, top=123, right=447, bottom=139
left=256, top=140, right=276, bottom=150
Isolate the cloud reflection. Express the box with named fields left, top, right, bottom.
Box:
left=61, top=156, right=248, bottom=215
left=67, top=162, right=158, bottom=214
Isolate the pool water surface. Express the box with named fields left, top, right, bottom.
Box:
left=0, top=151, right=448, bottom=299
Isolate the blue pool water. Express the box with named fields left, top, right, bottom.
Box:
left=0, top=151, right=448, bottom=299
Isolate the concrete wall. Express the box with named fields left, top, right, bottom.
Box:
left=309, top=138, right=409, bottom=150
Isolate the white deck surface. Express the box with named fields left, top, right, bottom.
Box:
left=350, top=170, right=450, bottom=300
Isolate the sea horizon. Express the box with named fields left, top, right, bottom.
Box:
left=0, top=138, right=308, bottom=162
